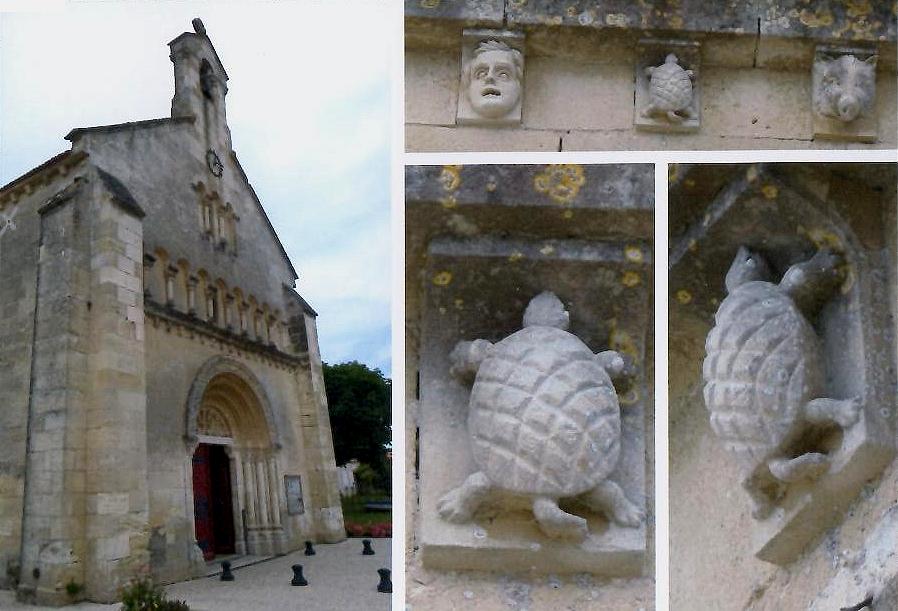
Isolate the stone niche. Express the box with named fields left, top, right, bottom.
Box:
left=812, top=45, right=878, bottom=143
left=635, top=39, right=701, bottom=133
left=408, top=164, right=653, bottom=577
left=669, top=163, right=896, bottom=566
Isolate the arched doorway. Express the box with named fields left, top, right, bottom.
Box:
left=186, top=358, right=286, bottom=559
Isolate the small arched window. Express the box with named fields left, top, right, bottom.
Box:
left=200, top=59, right=215, bottom=101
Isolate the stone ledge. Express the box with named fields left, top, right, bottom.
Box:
left=406, top=2, right=897, bottom=70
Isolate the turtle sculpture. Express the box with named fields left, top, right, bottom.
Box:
left=437, top=291, right=643, bottom=541
left=642, top=53, right=695, bottom=122
left=703, top=247, right=860, bottom=519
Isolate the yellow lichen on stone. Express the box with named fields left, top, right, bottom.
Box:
left=439, top=165, right=462, bottom=192
left=605, top=12, right=629, bottom=27
left=562, top=209, right=574, bottom=219
left=800, top=226, right=844, bottom=251
left=539, top=244, right=555, bottom=256
left=621, top=271, right=641, bottom=287
left=840, top=265, right=856, bottom=294
left=761, top=184, right=778, bottom=199
left=668, top=165, right=678, bottom=182
left=619, top=387, right=640, bottom=406
left=799, top=8, right=835, bottom=27
left=419, top=0, right=440, bottom=8
left=688, top=239, right=698, bottom=252
left=845, top=0, right=872, bottom=18
left=508, top=251, right=524, bottom=263
left=625, top=245, right=644, bottom=263
left=676, top=289, right=692, bottom=304
left=440, top=195, right=458, bottom=209
left=746, top=165, right=759, bottom=182
left=432, top=271, right=452, bottom=286
left=609, top=326, right=639, bottom=360
left=454, top=298, right=464, bottom=309
left=534, top=164, right=586, bottom=204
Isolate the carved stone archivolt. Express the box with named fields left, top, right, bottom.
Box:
left=438, top=291, right=643, bottom=541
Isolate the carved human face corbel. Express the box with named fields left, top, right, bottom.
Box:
left=457, top=30, right=525, bottom=126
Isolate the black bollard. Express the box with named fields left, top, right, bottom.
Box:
left=362, top=539, right=375, bottom=555
left=220, top=561, right=234, bottom=582
left=304, top=541, right=316, bottom=556
left=291, top=564, right=308, bottom=586
left=377, top=568, right=392, bottom=593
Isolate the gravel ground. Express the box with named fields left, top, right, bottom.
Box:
left=0, top=538, right=393, bottom=611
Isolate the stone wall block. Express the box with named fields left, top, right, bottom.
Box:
left=405, top=50, right=459, bottom=126
left=523, top=59, right=632, bottom=131
left=405, top=0, right=504, bottom=24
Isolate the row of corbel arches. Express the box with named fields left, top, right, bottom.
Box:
left=143, top=247, right=290, bottom=351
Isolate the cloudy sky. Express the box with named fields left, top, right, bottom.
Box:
left=0, top=2, right=392, bottom=376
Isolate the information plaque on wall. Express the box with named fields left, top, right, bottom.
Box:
left=285, top=475, right=305, bottom=515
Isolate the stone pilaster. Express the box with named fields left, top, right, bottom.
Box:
left=17, top=167, right=151, bottom=604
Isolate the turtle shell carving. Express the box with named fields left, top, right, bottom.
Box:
left=703, top=280, right=823, bottom=469
left=468, top=324, right=621, bottom=497
left=438, top=292, right=643, bottom=541
left=702, top=247, right=859, bottom=519
left=643, top=53, right=694, bottom=121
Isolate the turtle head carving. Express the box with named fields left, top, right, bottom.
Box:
left=780, top=248, right=845, bottom=315
left=725, top=246, right=773, bottom=292
left=522, top=291, right=569, bottom=330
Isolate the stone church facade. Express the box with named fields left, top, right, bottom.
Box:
left=0, top=19, right=344, bottom=605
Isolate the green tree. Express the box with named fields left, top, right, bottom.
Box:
left=323, top=361, right=391, bottom=489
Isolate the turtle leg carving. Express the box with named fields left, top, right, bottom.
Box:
left=437, top=472, right=491, bottom=523
left=742, top=475, right=774, bottom=519
left=803, top=397, right=861, bottom=429
left=581, top=480, right=644, bottom=528
left=449, top=339, right=493, bottom=382
left=532, top=497, right=588, bottom=541
left=768, top=453, right=830, bottom=483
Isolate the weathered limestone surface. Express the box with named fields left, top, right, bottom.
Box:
left=669, top=163, right=897, bottom=609
left=0, top=20, right=344, bottom=604
left=406, top=1, right=898, bottom=151
left=406, top=164, right=654, bottom=605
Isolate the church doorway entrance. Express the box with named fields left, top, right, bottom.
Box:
left=192, top=443, right=236, bottom=560
left=187, top=360, right=288, bottom=557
